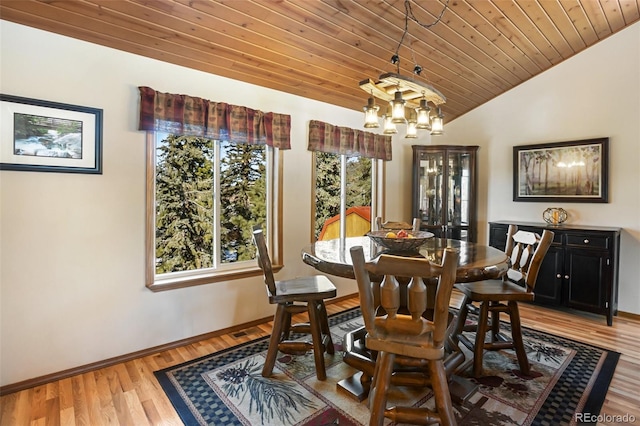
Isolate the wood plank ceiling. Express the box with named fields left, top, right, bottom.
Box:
left=1, top=0, right=639, bottom=123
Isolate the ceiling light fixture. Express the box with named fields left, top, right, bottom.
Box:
left=360, top=0, right=449, bottom=138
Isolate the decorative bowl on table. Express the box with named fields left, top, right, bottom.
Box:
left=367, top=230, right=435, bottom=253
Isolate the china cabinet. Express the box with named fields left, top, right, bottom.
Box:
left=489, top=221, right=621, bottom=325
left=411, top=145, right=479, bottom=242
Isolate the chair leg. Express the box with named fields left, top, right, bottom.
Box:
left=428, top=359, right=456, bottom=426
left=262, top=303, right=287, bottom=377
left=368, top=351, right=394, bottom=426
left=473, top=301, right=490, bottom=377
left=307, top=300, right=327, bottom=380
left=508, top=301, right=530, bottom=375
left=453, top=295, right=470, bottom=345
left=281, top=307, right=292, bottom=340
left=319, top=301, right=335, bottom=354
left=490, top=305, right=500, bottom=343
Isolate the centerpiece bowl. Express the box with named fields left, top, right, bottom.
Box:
left=367, top=230, right=434, bottom=253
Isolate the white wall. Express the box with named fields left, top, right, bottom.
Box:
left=434, top=23, right=640, bottom=316
left=0, top=21, right=365, bottom=386
left=2, top=19, right=639, bottom=388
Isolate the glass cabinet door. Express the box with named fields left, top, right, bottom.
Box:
left=417, top=151, right=444, bottom=228
left=447, top=151, right=473, bottom=240
left=412, top=145, right=478, bottom=242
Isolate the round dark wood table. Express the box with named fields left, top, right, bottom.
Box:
left=301, top=236, right=509, bottom=283
left=300, top=235, right=510, bottom=402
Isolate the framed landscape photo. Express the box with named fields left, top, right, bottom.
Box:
left=0, top=94, right=103, bottom=174
left=513, top=137, right=609, bottom=203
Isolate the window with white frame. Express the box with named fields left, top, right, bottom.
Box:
left=307, top=120, right=390, bottom=242
left=146, top=132, right=281, bottom=290
left=138, top=87, right=289, bottom=291
left=313, top=151, right=380, bottom=241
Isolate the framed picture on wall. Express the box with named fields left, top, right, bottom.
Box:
left=513, top=137, right=609, bottom=203
left=0, top=94, right=103, bottom=174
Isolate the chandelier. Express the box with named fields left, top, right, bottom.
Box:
left=360, top=0, right=449, bottom=138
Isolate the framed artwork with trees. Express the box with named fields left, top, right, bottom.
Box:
left=513, top=137, right=609, bottom=203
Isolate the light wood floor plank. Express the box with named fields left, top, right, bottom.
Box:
left=1, top=294, right=639, bottom=426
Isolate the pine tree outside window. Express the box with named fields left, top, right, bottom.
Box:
left=139, top=87, right=288, bottom=291
left=308, top=120, right=390, bottom=241
left=147, top=132, right=280, bottom=290
left=313, top=152, right=377, bottom=241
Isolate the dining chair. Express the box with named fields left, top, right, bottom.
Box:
left=375, top=216, right=421, bottom=232
left=350, top=245, right=460, bottom=426
left=252, top=226, right=337, bottom=380
left=454, top=226, right=554, bottom=377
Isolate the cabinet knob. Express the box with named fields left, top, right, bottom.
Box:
left=556, top=274, right=562, bottom=279
left=564, top=275, right=570, bottom=280
left=584, top=239, right=590, bottom=244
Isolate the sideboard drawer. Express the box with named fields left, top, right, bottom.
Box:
left=566, top=235, right=610, bottom=249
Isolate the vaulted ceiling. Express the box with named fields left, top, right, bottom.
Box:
left=2, top=0, right=639, bottom=122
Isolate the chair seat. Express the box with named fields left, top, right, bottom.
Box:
left=270, top=275, right=336, bottom=304
left=455, top=280, right=534, bottom=302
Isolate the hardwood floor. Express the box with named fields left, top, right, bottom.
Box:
left=1, top=292, right=639, bottom=426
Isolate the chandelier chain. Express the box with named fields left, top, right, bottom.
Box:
left=393, top=0, right=450, bottom=72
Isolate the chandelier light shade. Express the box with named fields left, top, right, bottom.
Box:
left=363, top=95, right=380, bottom=128
left=416, top=98, right=431, bottom=130
left=430, top=107, right=445, bottom=135
left=383, top=115, right=398, bottom=135
left=359, top=0, right=449, bottom=138
left=405, top=111, right=418, bottom=138
left=390, top=90, right=407, bottom=123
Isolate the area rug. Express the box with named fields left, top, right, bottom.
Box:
left=154, top=308, right=619, bottom=425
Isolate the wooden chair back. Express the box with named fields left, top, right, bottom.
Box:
left=350, top=245, right=459, bottom=352
left=252, top=225, right=277, bottom=296
left=504, top=227, right=554, bottom=292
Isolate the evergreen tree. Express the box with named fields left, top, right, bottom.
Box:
left=346, top=156, right=372, bottom=208
left=314, top=153, right=373, bottom=239
left=314, top=152, right=341, bottom=238
left=155, top=135, right=214, bottom=273
left=220, top=141, right=266, bottom=262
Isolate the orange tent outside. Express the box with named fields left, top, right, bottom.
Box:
left=318, top=206, right=371, bottom=241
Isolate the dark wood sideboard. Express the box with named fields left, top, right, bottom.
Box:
left=488, top=221, right=621, bottom=326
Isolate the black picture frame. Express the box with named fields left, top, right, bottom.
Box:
left=513, top=137, right=609, bottom=203
left=0, top=94, right=103, bottom=174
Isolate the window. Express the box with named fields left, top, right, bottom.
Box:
left=146, top=132, right=282, bottom=291
left=313, top=151, right=380, bottom=241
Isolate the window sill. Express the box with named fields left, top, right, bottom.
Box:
left=146, top=264, right=283, bottom=292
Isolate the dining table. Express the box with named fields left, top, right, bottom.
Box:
left=300, top=235, right=511, bottom=402
left=301, top=235, right=510, bottom=283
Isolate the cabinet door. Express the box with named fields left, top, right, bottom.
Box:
left=488, top=223, right=510, bottom=250
left=445, top=151, right=475, bottom=241
left=533, top=246, right=563, bottom=305
left=415, top=149, right=445, bottom=235
left=565, top=248, right=608, bottom=313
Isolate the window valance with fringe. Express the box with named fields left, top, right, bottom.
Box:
left=307, top=120, right=392, bottom=161
left=138, top=86, right=291, bottom=149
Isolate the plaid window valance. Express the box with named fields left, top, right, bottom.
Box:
left=307, top=120, right=392, bottom=160
left=138, top=86, right=291, bottom=149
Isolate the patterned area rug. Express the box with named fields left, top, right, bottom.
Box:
left=154, top=308, right=619, bottom=425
